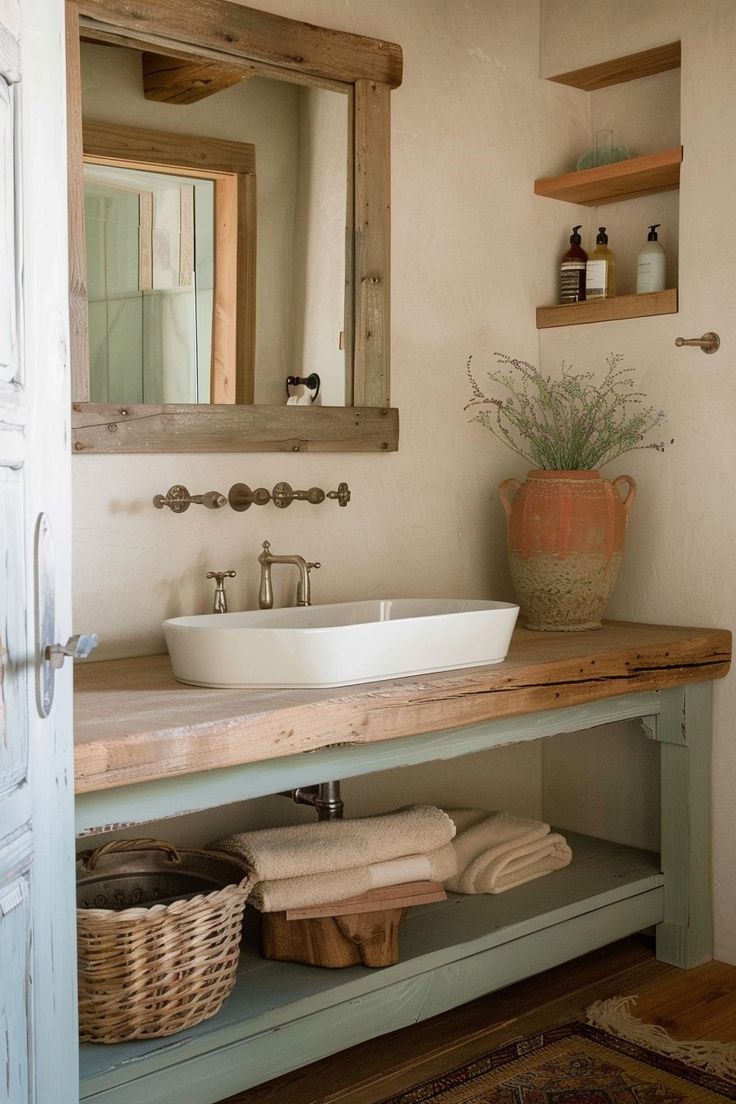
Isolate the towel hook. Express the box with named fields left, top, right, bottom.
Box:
left=286, top=373, right=321, bottom=401
left=675, top=332, right=720, bottom=354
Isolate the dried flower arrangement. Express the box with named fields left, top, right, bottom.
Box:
left=465, top=352, right=671, bottom=471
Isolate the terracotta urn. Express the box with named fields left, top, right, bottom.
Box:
left=498, top=469, right=636, bottom=631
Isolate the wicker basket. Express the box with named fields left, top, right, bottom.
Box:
left=76, top=839, right=251, bottom=1043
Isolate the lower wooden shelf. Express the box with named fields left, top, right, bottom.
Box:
left=537, top=288, right=678, bottom=329
left=78, top=832, right=664, bottom=1104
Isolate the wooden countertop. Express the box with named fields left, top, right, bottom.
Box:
left=73, top=621, right=731, bottom=795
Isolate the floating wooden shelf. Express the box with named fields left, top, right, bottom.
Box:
left=537, top=288, right=678, bottom=329
left=547, top=41, right=681, bottom=91
left=535, top=146, right=682, bottom=206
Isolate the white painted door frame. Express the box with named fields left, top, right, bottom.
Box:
left=0, top=0, right=78, bottom=1100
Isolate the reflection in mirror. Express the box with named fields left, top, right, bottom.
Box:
left=84, top=164, right=215, bottom=404
left=80, top=42, right=350, bottom=407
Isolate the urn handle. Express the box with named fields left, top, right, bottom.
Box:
left=498, top=478, right=522, bottom=518
left=613, top=474, right=637, bottom=514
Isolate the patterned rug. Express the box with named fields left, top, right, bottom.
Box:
left=378, top=1021, right=736, bottom=1103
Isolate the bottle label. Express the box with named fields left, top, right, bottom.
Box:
left=637, top=254, right=666, bottom=294
left=560, top=260, right=585, bottom=303
left=637, top=259, right=653, bottom=293
left=586, top=259, right=607, bottom=299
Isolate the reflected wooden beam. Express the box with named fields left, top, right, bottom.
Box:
left=142, top=52, right=252, bottom=104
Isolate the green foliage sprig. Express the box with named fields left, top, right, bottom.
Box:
left=465, top=352, right=672, bottom=470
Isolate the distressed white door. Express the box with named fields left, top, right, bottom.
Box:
left=0, top=0, right=77, bottom=1101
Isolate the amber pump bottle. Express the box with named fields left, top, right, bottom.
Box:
left=586, top=227, right=616, bottom=299
left=559, top=225, right=587, bottom=303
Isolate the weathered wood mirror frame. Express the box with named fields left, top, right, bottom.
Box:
left=83, top=120, right=257, bottom=404
left=66, top=0, right=402, bottom=453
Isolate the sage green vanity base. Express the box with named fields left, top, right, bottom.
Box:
left=75, top=678, right=717, bottom=1104
left=80, top=832, right=662, bottom=1104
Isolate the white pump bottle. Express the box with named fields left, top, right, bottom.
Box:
left=636, top=224, right=666, bottom=294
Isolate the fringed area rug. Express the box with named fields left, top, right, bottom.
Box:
left=379, top=998, right=736, bottom=1103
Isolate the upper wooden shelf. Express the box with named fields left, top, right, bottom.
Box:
left=547, top=42, right=681, bottom=92
left=535, top=146, right=682, bottom=206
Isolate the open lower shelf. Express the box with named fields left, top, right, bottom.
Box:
left=537, top=288, right=678, bottom=329
left=79, top=832, right=664, bottom=1104
left=535, top=146, right=682, bottom=206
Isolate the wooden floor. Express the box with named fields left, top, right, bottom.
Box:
left=219, top=936, right=736, bottom=1104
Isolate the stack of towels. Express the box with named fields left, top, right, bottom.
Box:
left=211, top=805, right=457, bottom=912
left=444, top=808, right=572, bottom=895
left=211, top=805, right=572, bottom=912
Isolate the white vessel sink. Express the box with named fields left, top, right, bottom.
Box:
left=164, top=598, right=519, bottom=690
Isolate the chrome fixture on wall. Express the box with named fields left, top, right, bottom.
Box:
left=153, top=485, right=227, bottom=512
left=207, top=570, right=236, bottom=614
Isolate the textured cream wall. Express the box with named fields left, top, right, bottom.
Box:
left=540, top=0, right=736, bottom=963
left=73, top=0, right=593, bottom=833
left=73, top=0, right=587, bottom=660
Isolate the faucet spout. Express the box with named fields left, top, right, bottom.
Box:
left=258, top=541, right=320, bottom=608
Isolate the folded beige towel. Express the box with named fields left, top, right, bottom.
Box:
left=250, top=843, right=457, bottom=912
left=211, top=805, right=455, bottom=882
left=443, top=808, right=572, bottom=895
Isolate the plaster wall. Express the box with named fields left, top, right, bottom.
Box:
left=73, top=0, right=594, bottom=824
left=539, top=0, right=736, bottom=963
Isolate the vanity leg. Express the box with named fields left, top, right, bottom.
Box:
left=655, top=682, right=713, bottom=967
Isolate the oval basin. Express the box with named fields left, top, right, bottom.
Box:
left=164, top=598, right=519, bottom=689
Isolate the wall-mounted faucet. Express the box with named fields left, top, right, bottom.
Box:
left=258, top=541, right=320, bottom=608
left=154, top=481, right=350, bottom=513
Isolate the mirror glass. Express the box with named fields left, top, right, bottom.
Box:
left=81, top=41, right=350, bottom=407
left=85, top=164, right=215, bottom=404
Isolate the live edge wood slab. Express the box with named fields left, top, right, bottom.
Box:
left=73, top=621, right=730, bottom=795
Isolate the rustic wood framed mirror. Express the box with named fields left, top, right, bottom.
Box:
left=66, top=0, right=402, bottom=453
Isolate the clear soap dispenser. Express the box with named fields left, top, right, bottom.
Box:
left=586, top=227, right=616, bottom=300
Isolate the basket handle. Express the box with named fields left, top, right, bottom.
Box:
left=78, top=838, right=181, bottom=872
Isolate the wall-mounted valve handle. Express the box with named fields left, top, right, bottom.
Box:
left=45, top=633, right=98, bottom=670
left=207, top=570, right=236, bottom=614
left=272, top=481, right=295, bottom=508
left=271, top=483, right=327, bottom=507
left=228, top=484, right=271, bottom=511
left=675, top=332, right=720, bottom=354
left=327, top=481, right=351, bottom=507
left=153, top=485, right=227, bottom=512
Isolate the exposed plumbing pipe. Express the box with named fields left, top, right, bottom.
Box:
left=278, top=779, right=344, bottom=820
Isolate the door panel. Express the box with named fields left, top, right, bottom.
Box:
left=0, top=79, right=16, bottom=382
left=0, top=1, right=77, bottom=1101
left=0, top=829, right=32, bottom=1104
left=0, top=465, right=27, bottom=797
